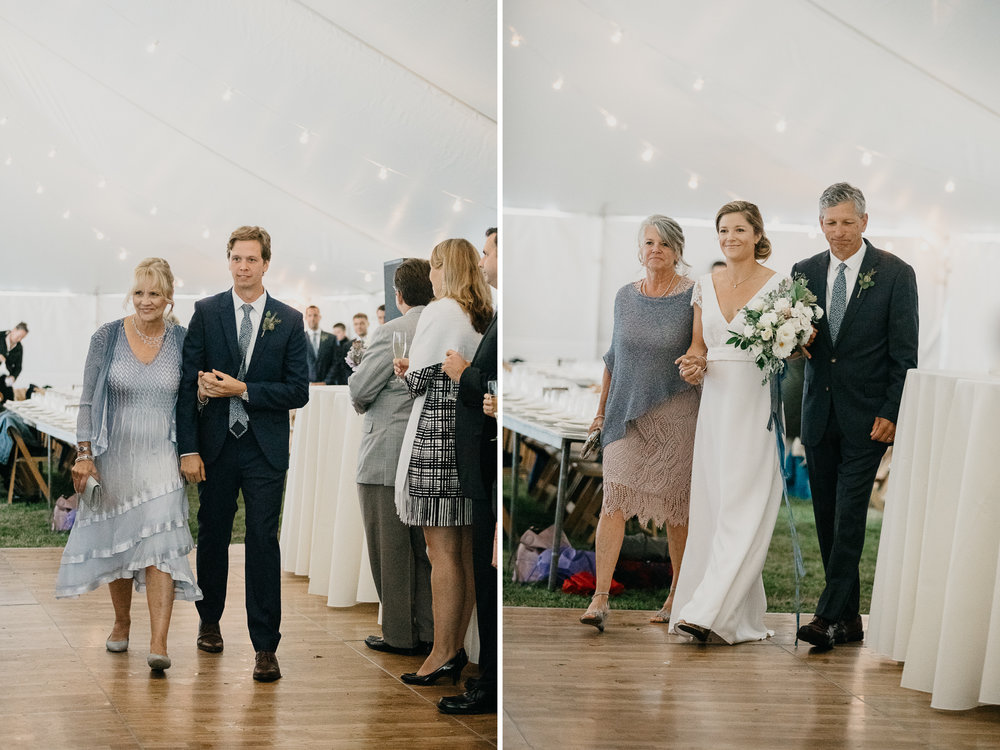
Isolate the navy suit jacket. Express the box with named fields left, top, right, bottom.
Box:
left=456, top=313, right=497, bottom=501
left=177, top=290, right=310, bottom=471
left=792, top=240, right=918, bottom=447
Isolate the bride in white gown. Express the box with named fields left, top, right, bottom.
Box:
left=671, top=201, right=787, bottom=644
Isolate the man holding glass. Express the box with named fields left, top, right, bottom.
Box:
left=440, top=226, right=498, bottom=714
left=349, top=258, right=435, bottom=655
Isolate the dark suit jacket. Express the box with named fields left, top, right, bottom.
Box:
left=792, top=240, right=918, bottom=447
left=177, top=291, right=310, bottom=471
left=456, top=313, right=497, bottom=501
left=305, top=330, right=334, bottom=382
left=325, top=338, right=352, bottom=384
left=0, top=331, right=24, bottom=380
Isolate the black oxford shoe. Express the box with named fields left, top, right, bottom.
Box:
left=437, top=688, right=496, bottom=715
left=196, top=622, right=223, bottom=653
left=797, top=616, right=837, bottom=650
left=835, top=615, right=864, bottom=644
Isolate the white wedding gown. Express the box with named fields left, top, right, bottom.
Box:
left=671, top=272, right=785, bottom=644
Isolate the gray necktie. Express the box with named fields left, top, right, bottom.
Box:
left=229, top=303, right=253, bottom=438
left=828, top=262, right=847, bottom=344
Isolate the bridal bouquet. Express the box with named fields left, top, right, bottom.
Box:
left=726, top=274, right=823, bottom=384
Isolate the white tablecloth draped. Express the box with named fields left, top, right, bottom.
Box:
left=868, top=370, right=1000, bottom=710
left=280, top=386, right=379, bottom=607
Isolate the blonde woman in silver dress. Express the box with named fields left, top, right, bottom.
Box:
left=580, top=215, right=701, bottom=632
left=57, top=258, right=201, bottom=671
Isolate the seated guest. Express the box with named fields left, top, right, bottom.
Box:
left=0, top=322, right=29, bottom=405
left=326, top=323, right=352, bottom=385
left=303, top=305, right=335, bottom=384
left=393, top=238, right=493, bottom=687
left=349, top=259, right=435, bottom=655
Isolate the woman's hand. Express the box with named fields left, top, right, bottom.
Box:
left=675, top=354, right=707, bottom=385
left=588, top=415, right=605, bottom=435
left=393, top=357, right=409, bottom=377
left=71, top=458, right=99, bottom=494
left=483, top=393, right=497, bottom=417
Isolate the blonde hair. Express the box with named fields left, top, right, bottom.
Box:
left=430, top=238, right=493, bottom=334
left=127, top=257, right=175, bottom=315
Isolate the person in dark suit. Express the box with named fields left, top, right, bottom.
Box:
left=440, top=227, right=498, bottom=714
left=177, top=225, right=309, bottom=681
left=0, top=322, right=29, bottom=404
left=325, top=322, right=352, bottom=385
left=303, top=305, right=335, bottom=384
left=793, top=183, right=919, bottom=649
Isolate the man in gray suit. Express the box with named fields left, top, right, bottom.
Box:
left=349, top=258, right=435, bottom=654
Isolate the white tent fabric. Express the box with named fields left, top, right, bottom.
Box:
left=0, top=0, right=497, bottom=386
left=503, top=0, right=1000, bottom=372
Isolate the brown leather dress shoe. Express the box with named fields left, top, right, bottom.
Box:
left=835, top=615, right=864, bottom=644
left=253, top=651, right=282, bottom=682
left=797, top=616, right=836, bottom=649
left=197, top=622, right=224, bottom=653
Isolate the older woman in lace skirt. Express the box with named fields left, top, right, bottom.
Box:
left=580, top=215, right=701, bottom=632
left=56, top=258, right=201, bottom=671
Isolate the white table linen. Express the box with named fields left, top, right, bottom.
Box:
left=868, top=370, right=1000, bottom=710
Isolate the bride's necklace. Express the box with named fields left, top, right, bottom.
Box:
left=131, top=315, right=166, bottom=347
left=642, top=273, right=680, bottom=298
left=727, top=265, right=760, bottom=289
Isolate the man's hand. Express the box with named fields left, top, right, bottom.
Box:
left=199, top=369, right=246, bottom=399
left=871, top=417, right=896, bottom=443
left=180, top=454, right=206, bottom=483
left=442, top=350, right=470, bottom=383
left=393, top=357, right=409, bottom=377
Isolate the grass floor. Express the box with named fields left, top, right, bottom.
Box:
left=503, top=479, right=882, bottom=615
left=0, top=470, right=247, bottom=547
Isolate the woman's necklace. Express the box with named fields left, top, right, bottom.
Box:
left=642, top=272, right=680, bottom=298
left=727, top=265, right=760, bottom=289
left=131, top=315, right=166, bottom=347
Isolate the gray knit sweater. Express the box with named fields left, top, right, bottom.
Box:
left=602, top=280, right=698, bottom=447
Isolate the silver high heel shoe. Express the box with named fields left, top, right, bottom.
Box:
left=106, top=637, right=129, bottom=653
left=580, top=591, right=610, bottom=633
left=147, top=654, right=171, bottom=671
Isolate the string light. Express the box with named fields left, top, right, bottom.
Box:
left=861, top=151, right=873, bottom=166
left=610, top=28, right=623, bottom=44
left=510, top=32, right=522, bottom=47
left=641, top=145, right=654, bottom=162
left=47, top=148, right=56, bottom=158
left=97, top=178, right=107, bottom=188
left=688, top=174, right=699, bottom=190
left=603, top=111, right=617, bottom=128
left=176, top=278, right=185, bottom=288
left=308, top=263, right=317, bottom=272
left=452, top=197, right=463, bottom=212
left=202, top=229, right=210, bottom=239
left=62, top=210, right=70, bottom=219
left=146, top=40, right=158, bottom=54
left=693, top=77, right=705, bottom=92
left=378, top=166, right=388, bottom=180
left=0, top=117, right=7, bottom=125
left=299, top=129, right=310, bottom=144
left=222, top=87, right=233, bottom=102
left=3, top=156, right=10, bottom=166
left=364, top=272, right=373, bottom=283
left=149, top=206, right=158, bottom=215
left=35, top=185, right=44, bottom=194
left=95, top=230, right=105, bottom=240
left=775, top=118, right=787, bottom=133
left=118, top=249, right=127, bottom=260
left=552, top=76, right=564, bottom=91
left=944, top=180, right=955, bottom=193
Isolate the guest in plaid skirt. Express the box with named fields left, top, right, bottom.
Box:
left=393, top=238, right=493, bottom=686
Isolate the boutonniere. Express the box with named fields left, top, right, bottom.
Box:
left=260, top=310, right=281, bottom=338
left=857, top=269, right=876, bottom=298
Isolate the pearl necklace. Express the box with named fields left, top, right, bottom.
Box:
left=641, top=273, right=680, bottom=298
left=131, top=315, right=166, bottom=347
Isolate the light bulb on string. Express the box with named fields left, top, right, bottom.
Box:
left=176, top=279, right=185, bottom=288
left=3, top=156, right=10, bottom=166
left=861, top=151, right=873, bottom=166
left=603, top=111, right=617, bottom=128
left=693, top=77, right=704, bottom=92
left=510, top=32, right=522, bottom=47
left=610, top=28, right=623, bottom=44
left=641, top=145, right=654, bottom=162
left=146, top=40, right=158, bottom=54
left=299, top=130, right=310, bottom=144
left=378, top=166, right=388, bottom=180
left=452, top=197, right=463, bottom=212
left=364, top=272, right=373, bottom=283
left=552, top=76, right=564, bottom=91
left=0, top=117, right=7, bottom=125
left=222, top=87, right=233, bottom=102
left=97, top=178, right=107, bottom=188
left=48, top=148, right=56, bottom=158
left=118, top=249, right=127, bottom=260
left=688, top=174, right=699, bottom=190
left=35, top=185, right=44, bottom=195
left=775, top=118, right=787, bottom=134
left=95, top=230, right=105, bottom=240
left=309, top=263, right=317, bottom=272
left=62, top=210, right=70, bottom=220
left=149, top=206, right=158, bottom=216
left=945, top=180, right=955, bottom=193
left=202, top=229, right=210, bottom=239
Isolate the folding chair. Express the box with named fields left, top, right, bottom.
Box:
left=6, top=425, right=50, bottom=504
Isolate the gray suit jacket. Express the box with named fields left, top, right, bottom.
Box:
left=349, top=306, right=424, bottom=486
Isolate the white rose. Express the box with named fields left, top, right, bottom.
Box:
left=744, top=324, right=755, bottom=337
left=777, top=320, right=798, bottom=347
left=774, top=337, right=794, bottom=358
left=760, top=311, right=778, bottom=327
left=760, top=327, right=773, bottom=341
left=746, top=297, right=765, bottom=312
left=774, top=297, right=791, bottom=313
left=813, top=306, right=824, bottom=320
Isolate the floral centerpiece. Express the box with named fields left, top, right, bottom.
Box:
left=726, top=274, right=824, bottom=385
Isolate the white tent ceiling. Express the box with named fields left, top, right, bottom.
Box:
left=0, top=0, right=497, bottom=299
left=504, top=0, right=1000, bottom=236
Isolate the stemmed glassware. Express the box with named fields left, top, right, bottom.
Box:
left=392, top=332, right=409, bottom=383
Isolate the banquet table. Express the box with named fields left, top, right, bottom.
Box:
left=4, top=399, right=78, bottom=504
left=867, top=369, right=1000, bottom=710
left=503, top=410, right=589, bottom=590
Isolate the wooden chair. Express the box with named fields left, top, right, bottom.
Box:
left=6, top=425, right=49, bottom=504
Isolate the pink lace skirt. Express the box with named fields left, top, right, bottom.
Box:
left=601, top=388, right=699, bottom=527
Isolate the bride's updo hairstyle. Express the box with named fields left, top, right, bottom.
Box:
left=715, top=201, right=772, bottom=261
left=126, top=257, right=175, bottom=315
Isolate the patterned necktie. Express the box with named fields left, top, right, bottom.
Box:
left=828, top=262, right=847, bottom=344
left=229, top=303, right=253, bottom=438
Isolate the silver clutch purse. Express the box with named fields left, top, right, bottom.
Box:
left=82, top=474, right=103, bottom=512
left=580, top=428, right=602, bottom=460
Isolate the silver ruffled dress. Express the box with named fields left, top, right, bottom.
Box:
left=55, top=320, right=201, bottom=601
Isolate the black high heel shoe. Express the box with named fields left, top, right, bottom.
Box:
left=401, top=648, right=468, bottom=686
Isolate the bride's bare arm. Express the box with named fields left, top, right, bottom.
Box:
left=675, top=304, right=708, bottom=385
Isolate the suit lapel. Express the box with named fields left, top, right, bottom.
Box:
left=247, top=293, right=275, bottom=376
left=219, top=291, right=241, bottom=369
left=834, top=241, right=879, bottom=349
left=804, top=254, right=834, bottom=350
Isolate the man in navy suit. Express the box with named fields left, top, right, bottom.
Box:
left=178, top=225, right=309, bottom=681
left=440, top=227, right=498, bottom=714
left=303, top=305, right=335, bottom=384
left=793, top=184, right=918, bottom=649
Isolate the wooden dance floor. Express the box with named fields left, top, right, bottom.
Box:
left=503, top=607, right=1000, bottom=749
left=0, top=547, right=496, bottom=749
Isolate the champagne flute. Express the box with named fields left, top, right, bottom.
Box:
left=486, top=379, right=498, bottom=420
left=444, top=347, right=465, bottom=401
left=392, top=332, right=409, bottom=383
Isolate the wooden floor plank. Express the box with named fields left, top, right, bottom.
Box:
left=503, top=606, right=1000, bottom=750
left=0, top=547, right=496, bottom=749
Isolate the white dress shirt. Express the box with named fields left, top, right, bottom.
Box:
left=825, top=241, right=867, bottom=314
left=307, top=328, right=321, bottom=355
left=231, top=288, right=267, bottom=370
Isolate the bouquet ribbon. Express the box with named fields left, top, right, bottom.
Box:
left=768, top=375, right=806, bottom=643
